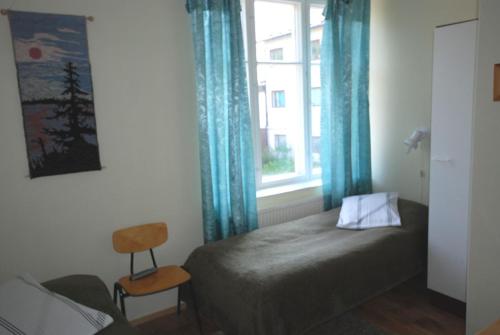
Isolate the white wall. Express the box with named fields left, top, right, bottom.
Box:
left=370, top=0, right=478, bottom=204
left=467, top=0, right=500, bottom=333
left=0, top=0, right=202, bottom=319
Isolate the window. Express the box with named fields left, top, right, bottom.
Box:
left=312, top=136, right=320, bottom=168
left=270, top=48, right=284, bottom=60
left=275, top=134, right=287, bottom=148
left=244, top=0, right=325, bottom=188
left=271, top=90, right=285, bottom=108
left=311, top=40, right=321, bottom=60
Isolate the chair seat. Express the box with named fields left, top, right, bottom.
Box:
left=118, top=265, right=191, bottom=297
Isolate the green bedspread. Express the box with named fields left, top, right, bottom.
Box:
left=184, top=199, right=428, bottom=335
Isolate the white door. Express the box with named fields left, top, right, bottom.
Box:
left=428, top=21, right=477, bottom=302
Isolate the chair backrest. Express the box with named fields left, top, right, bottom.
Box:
left=112, top=222, right=168, bottom=254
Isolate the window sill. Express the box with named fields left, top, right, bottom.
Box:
left=257, top=179, right=322, bottom=199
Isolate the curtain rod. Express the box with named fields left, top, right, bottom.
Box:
left=0, top=8, right=94, bottom=21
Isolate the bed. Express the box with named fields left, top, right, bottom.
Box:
left=184, top=199, right=428, bottom=335
left=42, top=275, right=140, bottom=335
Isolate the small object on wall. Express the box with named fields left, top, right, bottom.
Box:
left=6, top=10, right=101, bottom=178
left=404, top=128, right=430, bottom=153
left=494, top=64, right=500, bottom=101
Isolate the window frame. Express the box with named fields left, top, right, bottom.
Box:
left=244, top=0, right=325, bottom=190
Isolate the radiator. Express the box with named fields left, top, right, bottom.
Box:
left=258, top=196, right=324, bottom=227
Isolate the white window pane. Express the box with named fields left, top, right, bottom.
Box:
left=257, top=63, right=305, bottom=182
left=255, top=1, right=301, bottom=63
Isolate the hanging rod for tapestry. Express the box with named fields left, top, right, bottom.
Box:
left=0, top=9, right=94, bottom=21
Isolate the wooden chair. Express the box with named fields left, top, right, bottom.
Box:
left=112, top=222, right=201, bottom=331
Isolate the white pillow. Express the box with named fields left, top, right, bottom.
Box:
left=337, top=192, right=401, bottom=230
left=0, top=274, right=113, bottom=335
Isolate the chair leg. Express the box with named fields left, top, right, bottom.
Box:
left=114, top=283, right=127, bottom=318
left=177, top=286, right=181, bottom=316
left=189, top=281, right=203, bottom=335
left=113, top=282, right=118, bottom=305
left=119, top=290, right=127, bottom=318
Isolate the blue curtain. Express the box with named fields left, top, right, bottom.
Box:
left=321, top=0, right=372, bottom=210
left=186, top=0, right=258, bottom=242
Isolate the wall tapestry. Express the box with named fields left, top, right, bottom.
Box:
left=8, top=10, right=101, bottom=178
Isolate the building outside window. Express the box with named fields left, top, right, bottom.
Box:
left=244, top=0, right=325, bottom=188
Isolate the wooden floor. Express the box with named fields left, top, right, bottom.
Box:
left=358, top=276, right=465, bottom=335
left=136, top=275, right=465, bottom=335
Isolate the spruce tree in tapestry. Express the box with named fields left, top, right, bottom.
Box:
left=39, top=61, right=101, bottom=176
left=45, top=62, right=95, bottom=148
